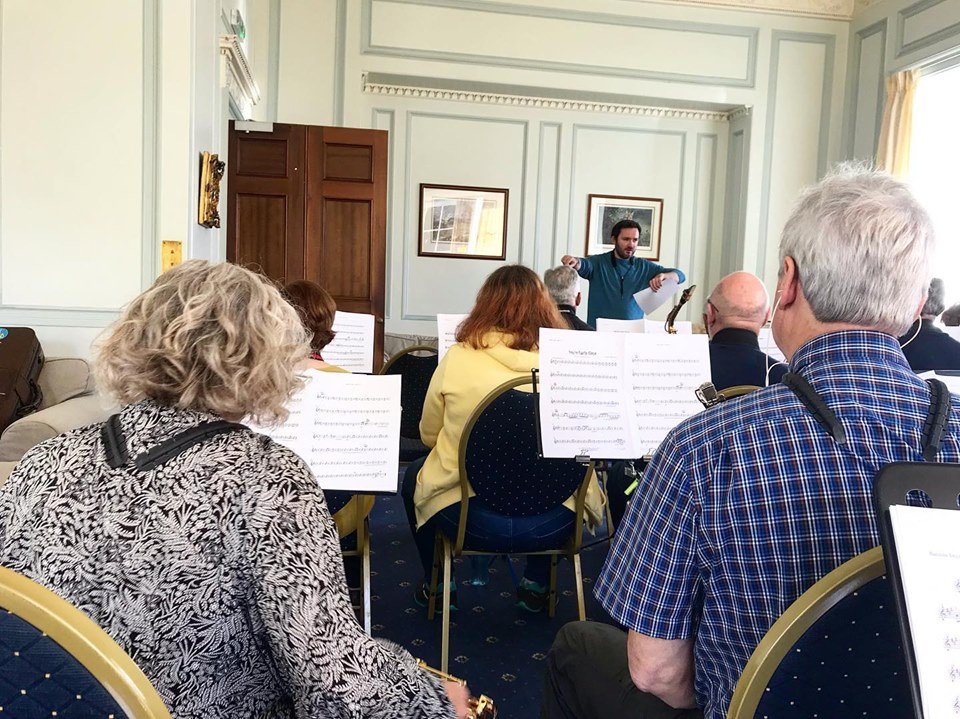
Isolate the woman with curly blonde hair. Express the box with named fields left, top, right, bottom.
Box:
left=0, top=260, right=469, bottom=718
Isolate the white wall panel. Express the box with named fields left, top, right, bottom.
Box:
left=850, top=23, right=886, bottom=160
left=1, top=1, right=143, bottom=309
left=401, top=113, right=528, bottom=320
left=277, top=0, right=338, bottom=125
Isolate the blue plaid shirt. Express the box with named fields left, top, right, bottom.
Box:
left=595, top=330, right=960, bottom=718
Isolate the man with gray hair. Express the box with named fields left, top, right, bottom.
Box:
left=542, top=166, right=960, bottom=719
left=900, top=277, right=960, bottom=372
left=543, top=265, right=594, bottom=331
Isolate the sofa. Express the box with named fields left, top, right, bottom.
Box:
left=0, top=358, right=113, bottom=484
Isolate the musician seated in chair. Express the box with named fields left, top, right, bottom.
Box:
left=899, top=277, right=960, bottom=372
left=704, top=271, right=787, bottom=391
left=0, top=261, right=472, bottom=719
left=543, top=265, right=594, bottom=331
left=541, top=166, right=960, bottom=719
left=401, top=265, right=606, bottom=613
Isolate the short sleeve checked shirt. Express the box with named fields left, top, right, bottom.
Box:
left=594, top=330, right=960, bottom=719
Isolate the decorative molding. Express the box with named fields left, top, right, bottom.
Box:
left=843, top=18, right=887, bottom=160
left=363, top=75, right=739, bottom=122
left=361, top=0, right=759, bottom=89
left=219, top=34, right=261, bottom=120
left=642, top=0, right=855, bottom=20
left=142, top=0, right=160, bottom=291
left=727, top=105, right=754, bottom=121
left=334, top=0, right=346, bottom=125
left=896, top=0, right=960, bottom=59
left=372, top=108, right=396, bottom=320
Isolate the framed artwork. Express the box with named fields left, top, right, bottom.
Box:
left=418, top=184, right=509, bottom=260
left=584, top=194, right=664, bottom=260
left=198, top=151, right=226, bottom=228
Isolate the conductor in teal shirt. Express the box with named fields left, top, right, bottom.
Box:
left=561, top=219, right=686, bottom=328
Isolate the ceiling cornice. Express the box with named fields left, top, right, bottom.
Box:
left=639, top=0, right=856, bottom=20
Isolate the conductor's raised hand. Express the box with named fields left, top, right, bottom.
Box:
left=561, top=255, right=581, bottom=270
left=649, top=272, right=676, bottom=292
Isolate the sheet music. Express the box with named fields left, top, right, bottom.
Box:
left=246, top=370, right=401, bottom=492
left=757, top=327, right=787, bottom=364
left=437, top=313, right=468, bottom=361
left=633, top=279, right=678, bottom=315
left=538, top=329, right=711, bottom=459
left=324, top=311, right=375, bottom=373
left=643, top=319, right=693, bottom=335
left=538, top=328, right=633, bottom=459
left=625, top=334, right=711, bottom=455
left=596, top=318, right=646, bottom=334
left=889, top=504, right=960, bottom=718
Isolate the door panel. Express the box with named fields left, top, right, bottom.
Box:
left=321, top=199, right=371, bottom=300
left=235, top=195, right=288, bottom=279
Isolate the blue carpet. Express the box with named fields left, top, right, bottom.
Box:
left=365, top=493, right=612, bottom=719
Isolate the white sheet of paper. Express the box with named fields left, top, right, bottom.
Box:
left=596, top=318, right=646, bottom=334
left=537, top=329, right=711, bottom=459
left=919, top=371, right=960, bottom=395
left=633, top=279, right=679, bottom=315
left=625, top=333, right=711, bottom=455
left=538, top=328, right=634, bottom=459
left=246, top=370, right=401, bottom=492
left=643, top=319, right=692, bottom=335
left=324, top=311, right=375, bottom=373
left=757, top=327, right=787, bottom=364
left=941, top=326, right=960, bottom=343
left=437, top=313, right=468, bottom=361
left=889, top=504, right=960, bottom=718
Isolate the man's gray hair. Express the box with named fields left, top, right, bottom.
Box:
left=778, top=164, right=935, bottom=336
left=544, top=265, right=580, bottom=305
left=922, top=278, right=946, bottom=318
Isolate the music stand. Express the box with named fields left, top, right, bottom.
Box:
left=873, top=461, right=960, bottom=719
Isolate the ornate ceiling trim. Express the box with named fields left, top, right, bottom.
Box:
left=362, top=75, right=745, bottom=122
left=220, top=34, right=261, bottom=119
left=641, top=0, right=855, bottom=20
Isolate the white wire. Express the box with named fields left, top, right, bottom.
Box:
left=900, top=318, right=923, bottom=350
left=763, top=291, right=784, bottom=387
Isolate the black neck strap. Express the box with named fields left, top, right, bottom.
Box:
left=102, top=415, right=247, bottom=472
left=783, top=373, right=951, bottom=460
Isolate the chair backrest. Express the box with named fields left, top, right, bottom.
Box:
left=0, top=566, right=172, bottom=719
left=380, top=345, right=438, bottom=440
left=460, top=377, right=589, bottom=517
left=728, top=546, right=912, bottom=718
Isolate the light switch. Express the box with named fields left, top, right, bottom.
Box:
left=162, top=240, right=183, bottom=273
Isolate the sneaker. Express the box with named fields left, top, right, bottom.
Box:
left=516, top=577, right=548, bottom=613
left=414, top=580, right=458, bottom=612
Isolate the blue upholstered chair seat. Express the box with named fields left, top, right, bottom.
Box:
left=0, top=610, right=127, bottom=719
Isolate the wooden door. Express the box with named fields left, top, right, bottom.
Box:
left=226, top=123, right=305, bottom=281
left=226, top=123, right=388, bottom=371
left=305, top=126, right=388, bottom=370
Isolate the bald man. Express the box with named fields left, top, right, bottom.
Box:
left=705, top=271, right=786, bottom=390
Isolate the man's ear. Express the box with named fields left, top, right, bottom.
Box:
left=575, top=292, right=582, bottom=308
left=704, top=302, right=716, bottom=326
left=777, top=257, right=800, bottom=309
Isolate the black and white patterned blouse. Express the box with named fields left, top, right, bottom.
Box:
left=0, top=400, right=452, bottom=719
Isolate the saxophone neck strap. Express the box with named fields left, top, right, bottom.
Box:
left=101, top=415, right=248, bottom=472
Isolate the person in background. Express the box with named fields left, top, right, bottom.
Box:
left=942, top=301, right=960, bottom=327
left=283, top=280, right=347, bottom=373
left=704, top=271, right=787, bottom=390
left=401, top=265, right=606, bottom=613
left=0, top=260, right=470, bottom=718
left=561, top=219, right=686, bottom=327
left=899, top=277, right=960, bottom=372
left=544, top=265, right=594, bottom=331
left=541, top=166, right=960, bottom=719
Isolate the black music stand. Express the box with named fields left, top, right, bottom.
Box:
left=874, top=461, right=960, bottom=719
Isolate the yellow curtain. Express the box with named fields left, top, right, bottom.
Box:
left=876, top=69, right=920, bottom=177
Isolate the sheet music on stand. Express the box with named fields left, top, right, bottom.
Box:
left=537, top=328, right=710, bottom=459
left=245, top=370, right=402, bottom=493
left=886, top=504, right=960, bottom=719
left=324, top=311, right=376, bottom=373
left=437, top=313, right=468, bottom=360
left=595, top=318, right=692, bottom=335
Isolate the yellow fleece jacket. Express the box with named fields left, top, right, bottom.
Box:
left=414, top=331, right=605, bottom=528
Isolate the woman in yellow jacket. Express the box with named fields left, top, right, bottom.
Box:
left=401, top=265, right=605, bottom=612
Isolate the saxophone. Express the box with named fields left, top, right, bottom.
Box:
left=665, top=285, right=697, bottom=334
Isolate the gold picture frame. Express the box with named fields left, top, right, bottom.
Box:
left=198, top=151, right=226, bottom=228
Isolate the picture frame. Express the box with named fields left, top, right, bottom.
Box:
left=198, top=151, right=226, bottom=228
left=418, top=184, right=509, bottom=260
left=584, top=194, right=663, bottom=260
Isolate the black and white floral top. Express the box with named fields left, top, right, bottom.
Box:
left=0, top=400, right=452, bottom=719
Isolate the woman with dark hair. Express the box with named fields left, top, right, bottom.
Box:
left=283, top=279, right=345, bottom=373
left=401, top=265, right=605, bottom=612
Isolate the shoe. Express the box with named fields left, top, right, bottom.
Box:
left=516, top=577, right=548, bottom=613
left=414, top=580, right=458, bottom=612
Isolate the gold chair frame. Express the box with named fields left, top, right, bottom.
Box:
left=379, top=344, right=439, bottom=376
left=0, top=566, right=172, bottom=719
left=727, top=546, right=885, bottom=718
left=332, top=495, right=375, bottom=635
left=426, top=376, right=594, bottom=672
